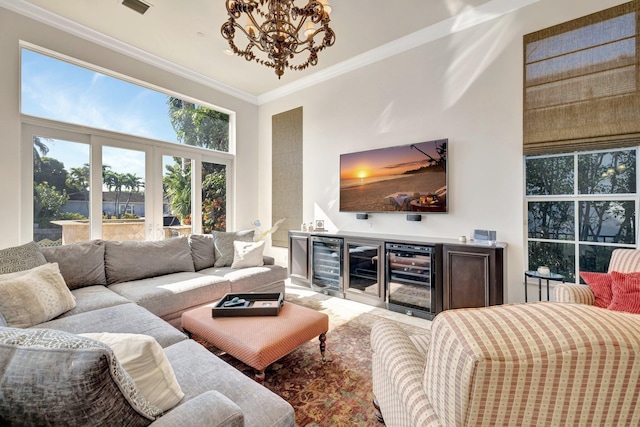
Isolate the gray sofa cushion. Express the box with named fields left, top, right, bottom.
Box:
left=0, top=241, right=46, bottom=274
left=163, top=339, right=295, bottom=427
left=108, top=272, right=231, bottom=319
left=41, top=240, right=107, bottom=290
left=57, top=285, right=132, bottom=319
left=34, top=303, right=187, bottom=349
left=213, top=230, right=254, bottom=267
left=189, top=234, right=215, bottom=271
left=105, top=237, right=195, bottom=285
left=0, top=327, right=161, bottom=426
left=199, top=264, right=287, bottom=294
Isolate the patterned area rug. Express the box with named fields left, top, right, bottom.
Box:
left=196, top=287, right=430, bottom=427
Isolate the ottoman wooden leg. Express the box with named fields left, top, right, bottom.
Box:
left=373, top=397, right=385, bottom=424
left=319, top=333, right=327, bottom=362
left=254, top=369, right=265, bottom=384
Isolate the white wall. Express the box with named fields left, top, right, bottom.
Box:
left=0, top=7, right=259, bottom=249
left=257, top=0, right=627, bottom=303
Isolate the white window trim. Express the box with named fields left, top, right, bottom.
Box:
left=22, top=115, right=235, bottom=243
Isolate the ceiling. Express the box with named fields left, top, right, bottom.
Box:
left=5, top=0, right=532, bottom=102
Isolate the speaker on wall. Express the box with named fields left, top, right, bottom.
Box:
left=406, top=214, right=422, bottom=222
left=356, top=213, right=369, bottom=220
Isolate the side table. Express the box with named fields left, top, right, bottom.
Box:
left=524, top=271, right=565, bottom=302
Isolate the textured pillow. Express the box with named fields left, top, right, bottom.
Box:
left=213, top=230, right=255, bottom=267
left=40, top=240, right=107, bottom=290
left=609, top=271, right=640, bottom=314
left=0, top=263, right=76, bottom=328
left=579, top=271, right=613, bottom=308
left=189, top=234, right=215, bottom=271
left=104, top=237, right=195, bottom=285
left=231, top=240, right=265, bottom=269
left=80, top=332, right=184, bottom=412
left=0, top=327, right=161, bottom=424
left=0, top=241, right=46, bottom=274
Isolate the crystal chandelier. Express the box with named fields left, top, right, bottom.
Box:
left=221, top=0, right=335, bottom=79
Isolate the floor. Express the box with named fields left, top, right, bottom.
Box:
left=285, top=280, right=433, bottom=330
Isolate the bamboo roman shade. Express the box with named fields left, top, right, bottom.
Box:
left=523, top=1, right=640, bottom=155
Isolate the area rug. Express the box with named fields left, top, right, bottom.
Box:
left=196, top=287, right=431, bottom=427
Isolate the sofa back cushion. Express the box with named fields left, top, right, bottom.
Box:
left=189, top=234, right=215, bottom=271
left=213, top=230, right=255, bottom=267
left=608, top=248, right=640, bottom=273
left=0, top=241, right=46, bottom=274
left=0, top=263, right=76, bottom=328
left=105, top=237, right=195, bottom=285
left=0, top=327, right=161, bottom=426
left=40, top=240, right=107, bottom=290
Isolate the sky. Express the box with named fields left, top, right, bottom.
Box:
left=22, top=48, right=180, bottom=179
left=340, top=139, right=444, bottom=180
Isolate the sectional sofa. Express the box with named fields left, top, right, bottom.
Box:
left=0, top=233, right=295, bottom=426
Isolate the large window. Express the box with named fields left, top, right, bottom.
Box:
left=22, top=47, right=233, bottom=245
left=526, top=148, right=637, bottom=282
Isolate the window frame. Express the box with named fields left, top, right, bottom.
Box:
left=21, top=116, right=234, bottom=243
left=524, top=147, right=639, bottom=283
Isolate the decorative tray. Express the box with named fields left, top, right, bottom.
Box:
left=212, top=292, right=284, bottom=318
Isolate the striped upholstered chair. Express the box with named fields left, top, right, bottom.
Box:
left=554, top=248, right=640, bottom=304
left=371, top=302, right=640, bottom=426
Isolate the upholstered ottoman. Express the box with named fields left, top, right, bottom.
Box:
left=182, top=301, right=329, bottom=382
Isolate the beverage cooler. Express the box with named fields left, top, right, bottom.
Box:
left=310, top=236, right=344, bottom=297
left=386, top=242, right=440, bottom=320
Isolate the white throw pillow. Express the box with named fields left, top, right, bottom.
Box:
left=0, top=263, right=76, bottom=328
left=231, top=240, right=265, bottom=269
left=80, top=332, right=184, bottom=412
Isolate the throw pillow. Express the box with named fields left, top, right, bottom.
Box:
left=608, top=271, right=640, bottom=314
left=0, top=241, right=46, bottom=274
left=579, top=271, right=613, bottom=308
left=0, top=327, right=161, bottom=424
left=40, top=240, right=107, bottom=290
left=80, top=332, right=184, bottom=412
left=189, top=234, right=215, bottom=271
left=104, top=237, right=196, bottom=285
left=0, top=263, right=76, bottom=328
left=231, top=240, right=265, bottom=269
left=213, top=230, right=255, bottom=267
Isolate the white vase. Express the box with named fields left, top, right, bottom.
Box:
left=537, top=266, right=550, bottom=276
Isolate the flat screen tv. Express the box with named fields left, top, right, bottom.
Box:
left=340, top=139, right=447, bottom=213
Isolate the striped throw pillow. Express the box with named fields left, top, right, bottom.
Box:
left=579, top=271, right=613, bottom=308
left=609, top=271, right=640, bottom=314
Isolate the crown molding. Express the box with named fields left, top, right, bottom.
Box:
left=0, top=0, right=260, bottom=105
left=257, top=0, right=540, bottom=104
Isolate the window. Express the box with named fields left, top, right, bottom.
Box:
left=22, top=47, right=234, bottom=245
left=525, top=148, right=637, bottom=282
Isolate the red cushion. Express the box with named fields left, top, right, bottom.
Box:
left=579, top=271, right=613, bottom=308
left=609, top=271, right=640, bottom=314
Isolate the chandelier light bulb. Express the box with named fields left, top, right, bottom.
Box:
left=304, top=21, right=316, bottom=39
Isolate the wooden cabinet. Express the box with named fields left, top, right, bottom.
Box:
left=442, top=244, right=503, bottom=310
left=288, top=232, right=310, bottom=286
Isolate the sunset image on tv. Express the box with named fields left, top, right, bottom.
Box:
left=340, top=139, right=447, bottom=213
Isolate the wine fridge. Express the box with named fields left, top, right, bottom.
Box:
left=386, top=242, right=440, bottom=320
left=311, top=236, right=344, bottom=297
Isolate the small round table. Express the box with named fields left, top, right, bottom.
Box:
left=524, top=271, right=565, bottom=302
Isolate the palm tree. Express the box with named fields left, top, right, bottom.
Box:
left=122, top=173, right=144, bottom=216
left=67, top=164, right=90, bottom=216
left=163, top=162, right=192, bottom=223
left=102, top=166, right=124, bottom=218
left=33, top=136, right=50, bottom=168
